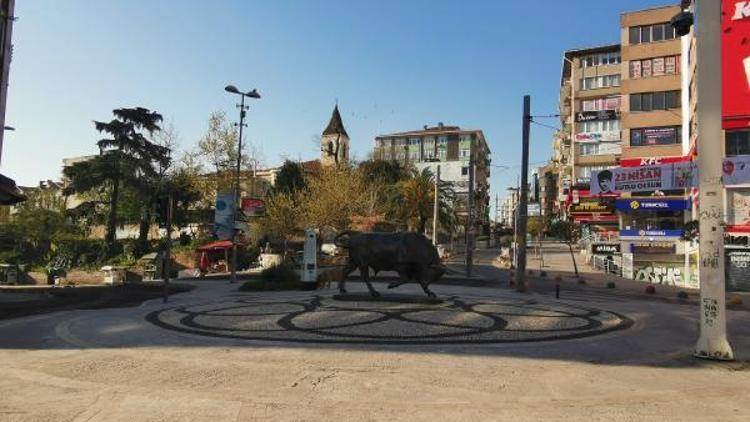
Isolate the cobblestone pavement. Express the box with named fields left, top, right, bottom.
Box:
left=1, top=280, right=749, bottom=421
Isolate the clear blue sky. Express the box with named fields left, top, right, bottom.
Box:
left=4, top=0, right=674, bottom=211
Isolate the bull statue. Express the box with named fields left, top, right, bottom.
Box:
left=334, top=231, right=446, bottom=298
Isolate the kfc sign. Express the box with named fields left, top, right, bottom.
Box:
left=723, top=0, right=750, bottom=129
left=620, top=155, right=691, bottom=168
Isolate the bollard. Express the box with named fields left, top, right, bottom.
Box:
left=509, top=269, right=516, bottom=287
left=555, top=283, right=560, bottom=299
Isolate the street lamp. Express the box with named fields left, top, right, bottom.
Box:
left=224, top=84, right=261, bottom=284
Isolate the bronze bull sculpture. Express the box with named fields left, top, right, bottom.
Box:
left=334, top=231, right=446, bottom=297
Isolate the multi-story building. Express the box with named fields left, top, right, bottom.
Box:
left=559, top=44, right=622, bottom=240
left=0, top=0, right=22, bottom=205
left=373, top=123, right=491, bottom=233
left=618, top=5, right=694, bottom=287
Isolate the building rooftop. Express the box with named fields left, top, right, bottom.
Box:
left=322, top=105, right=349, bottom=138
left=376, top=123, right=483, bottom=139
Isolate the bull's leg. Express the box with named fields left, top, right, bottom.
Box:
left=338, top=262, right=357, bottom=294
left=388, top=266, right=411, bottom=289
left=360, top=265, right=380, bottom=297
left=418, top=270, right=437, bottom=298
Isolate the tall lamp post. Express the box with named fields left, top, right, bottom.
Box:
left=224, top=84, right=261, bottom=284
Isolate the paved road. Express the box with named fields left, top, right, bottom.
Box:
left=1, top=278, right=749, bottom=421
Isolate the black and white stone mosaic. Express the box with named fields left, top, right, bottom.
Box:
left=146, top=294, right=632, bottom=345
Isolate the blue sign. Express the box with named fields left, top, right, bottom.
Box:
left=615, top=199, right=691, bottom=212
left=620, top=229, right=684, bottom=237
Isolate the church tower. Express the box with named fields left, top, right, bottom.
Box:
left=320, top=105, right=349, bottom=167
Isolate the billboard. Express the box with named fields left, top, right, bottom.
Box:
left=722, top=155, right=750, bottom=185
left=615, top=198, right=691, bottom=212
left=590, top=162, right=697, bottom=195
left=723, top=0, right=750, bottom=129
left=214, top=192, right=235, bottom=240
left=241, top=198, right=266, bottom=217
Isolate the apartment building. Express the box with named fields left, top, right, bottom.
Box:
left=559, top=44, right=622, bottom=239
left=373, top=123, right=491, bottom=231
left=0, top=0, right=22, bottom=205
left=617, top=5, right=695, bottom=287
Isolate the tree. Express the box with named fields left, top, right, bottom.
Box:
left=527, top=216, right=545, bottom=267
left=7, top=189, right=69, bottom=263
left=548, top=220, right=581, bottom=278
left=273, top=160, right=306, bottom=194
left=63, top=107, right=167, bottom=251
left=301, top=166, right=376, bottom=234
left=396, top=167, right=456, bottom=235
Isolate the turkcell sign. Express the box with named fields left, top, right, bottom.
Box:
left=620, top=229, right=684, bottom=237
left=616, top=198, right=691, bottom=212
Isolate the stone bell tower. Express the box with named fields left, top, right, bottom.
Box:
left=320, top=105, right=349, bottom=167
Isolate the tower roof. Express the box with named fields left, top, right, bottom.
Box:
left=322, top=105, right=349, bottom=138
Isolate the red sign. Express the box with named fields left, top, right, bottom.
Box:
left=620, top=155, right=692, bottom=167
left=241, top=198, right=266, bottom=217
left=723, top=1, right=750, bottom=129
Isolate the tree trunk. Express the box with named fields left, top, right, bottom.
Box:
left=106, top=176, right=120, bottom=250
left=418, top=217, right=427, bottom=234
left=567, top=242, right=579, bottom=278
left=539, top=236, right=544, bottom=268
left=136, top=208, right=151, bottom=257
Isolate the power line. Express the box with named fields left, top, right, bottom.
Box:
left=530, top=119, right=560, bottom=131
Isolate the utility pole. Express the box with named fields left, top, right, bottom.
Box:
left=693, top=0, right=733, bottom=360
left=432, top=165, right=440, bottom=246
left=466, top=138, right=475, bottom=277
left=494, top=193, right=499, bottom=247
left=224, top=85, right=260, bottom=284
left=163, top=195, right=173, bottom=303
left=515, top=95, right=531, bottom=293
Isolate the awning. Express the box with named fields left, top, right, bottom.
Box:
left=0, top=173, right=25, bottom=205
left=196, top=240, right=235, bottom=251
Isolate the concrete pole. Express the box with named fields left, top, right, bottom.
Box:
left=515, top=95, right=531, bottom=293
left=433, top=165, right=440, bottom=246
left=163, top=195, right=173, bottom=303
left=494, top=193, right=499, bottom=246
left=230, top=94, right=247, bottom=284
left=693, top=0, right=733, bottom=360
left=466, top=142, right=476, bottom=274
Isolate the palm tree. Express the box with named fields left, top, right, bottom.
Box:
left=398, top=168, right=456, bottom=235
left=64, top=107, right=168, bottom=251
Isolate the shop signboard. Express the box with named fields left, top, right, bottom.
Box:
left=592, top=243, right=620, bottom=255
left=616, top=198, right=691, bottom=212
left=590, top=162, right=697, bottom=195
left=620, top=155, right=692, bottom=167
left=726, top=249, right=750, bottom=291
left=620, top=229, right=684, bottom=237
left=727, top=189, right=750, bottom=226
left=722, top=155, right=750, bottom=185
left=241, top=198, right=266, bottom=217
left=575, top=110, right=618, bottom=122
left=527, top=203, right=541, bottom=216
left=574, top=131, right=620, bottom=142
left=630, top=242, right=676, bottom=254
left=569, top=199, right=614, bottom=215
left=723, top=0, right=750, bottom=129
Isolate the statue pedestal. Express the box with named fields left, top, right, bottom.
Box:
left=332, top=293, right=443, bottom=305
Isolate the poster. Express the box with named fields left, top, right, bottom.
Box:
left=722, top=155, right=750, bottom=185
left=630, top=61, right=642, bottom=78
left=591, top=162, right=697, bottom=195
left=723, top=0, right=750, bottom=129
left=728, top=189, right=750, bottom=225
left=642, top=59, right=652, bottom=78
left=726, top=249, right=750, bottom=291
left=241, top=198, right=267, bottom=217
left=214, top=192, right=235, bottom=240
left=652, top=57, right=665, bottom=76
left=665, top=56, right=677, bottom=74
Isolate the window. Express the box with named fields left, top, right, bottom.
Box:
left=581, top=52, right=621, bottom=68
left=581, top=96, right=621, bottom=112
left=580, top=75, right=620, bottom=90
left=629, top=23, right=677, bottom=45
left=461, top=167, right=469, bottom=176
left=578, top=120, right=620, bottom=133
left=630, top=126, right=681, bottom=146
left=726, top=131, right=750, bottom=156
left=630, top=91, right=681, bottom=112
left=629, top=56, right=680, bottom=79
left=460, top=148, right=470, bottom=158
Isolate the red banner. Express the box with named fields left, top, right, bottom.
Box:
left=723, top=0, right=750, bottom=129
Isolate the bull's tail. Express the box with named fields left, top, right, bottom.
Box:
left=333, top=230, right=356, bottom=249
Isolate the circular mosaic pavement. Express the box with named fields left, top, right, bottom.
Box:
left=146, top=295, right=632, bottom=345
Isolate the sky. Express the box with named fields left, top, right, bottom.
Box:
left=3, top=0, right=675, bottom=214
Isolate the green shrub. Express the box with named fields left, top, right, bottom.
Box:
left=239, top=264, right=301, bottom=292
left=237, top=245, right=260, bottom=270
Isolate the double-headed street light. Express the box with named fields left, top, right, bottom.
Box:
left=224, top=84, right=261, bottom=284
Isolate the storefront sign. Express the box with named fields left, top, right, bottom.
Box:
left=630, top=242, right=676, bottom=254
left=616, top=198, right=691, bottom=212
left=591, top=162, right=697, bottom=195
left=575, top=131, right=620, bottom=142
left=726, top=249, right=750, bottom=291
left=723, top=0, right=750, bottom=129
left=528, top=203, right=541, bottom=216
left=575, top=110, right=618, bottom=122
left=722, top=155, right=750, bottom=185
left=592, top=243, right=620, bottom=255
left=620, top=155, right=692, bottom=167
left=569, top=199, right=614, bottom=214
left=620, top=229, right=684, bottom=237
left=631, top=127, right=679, bottom=146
